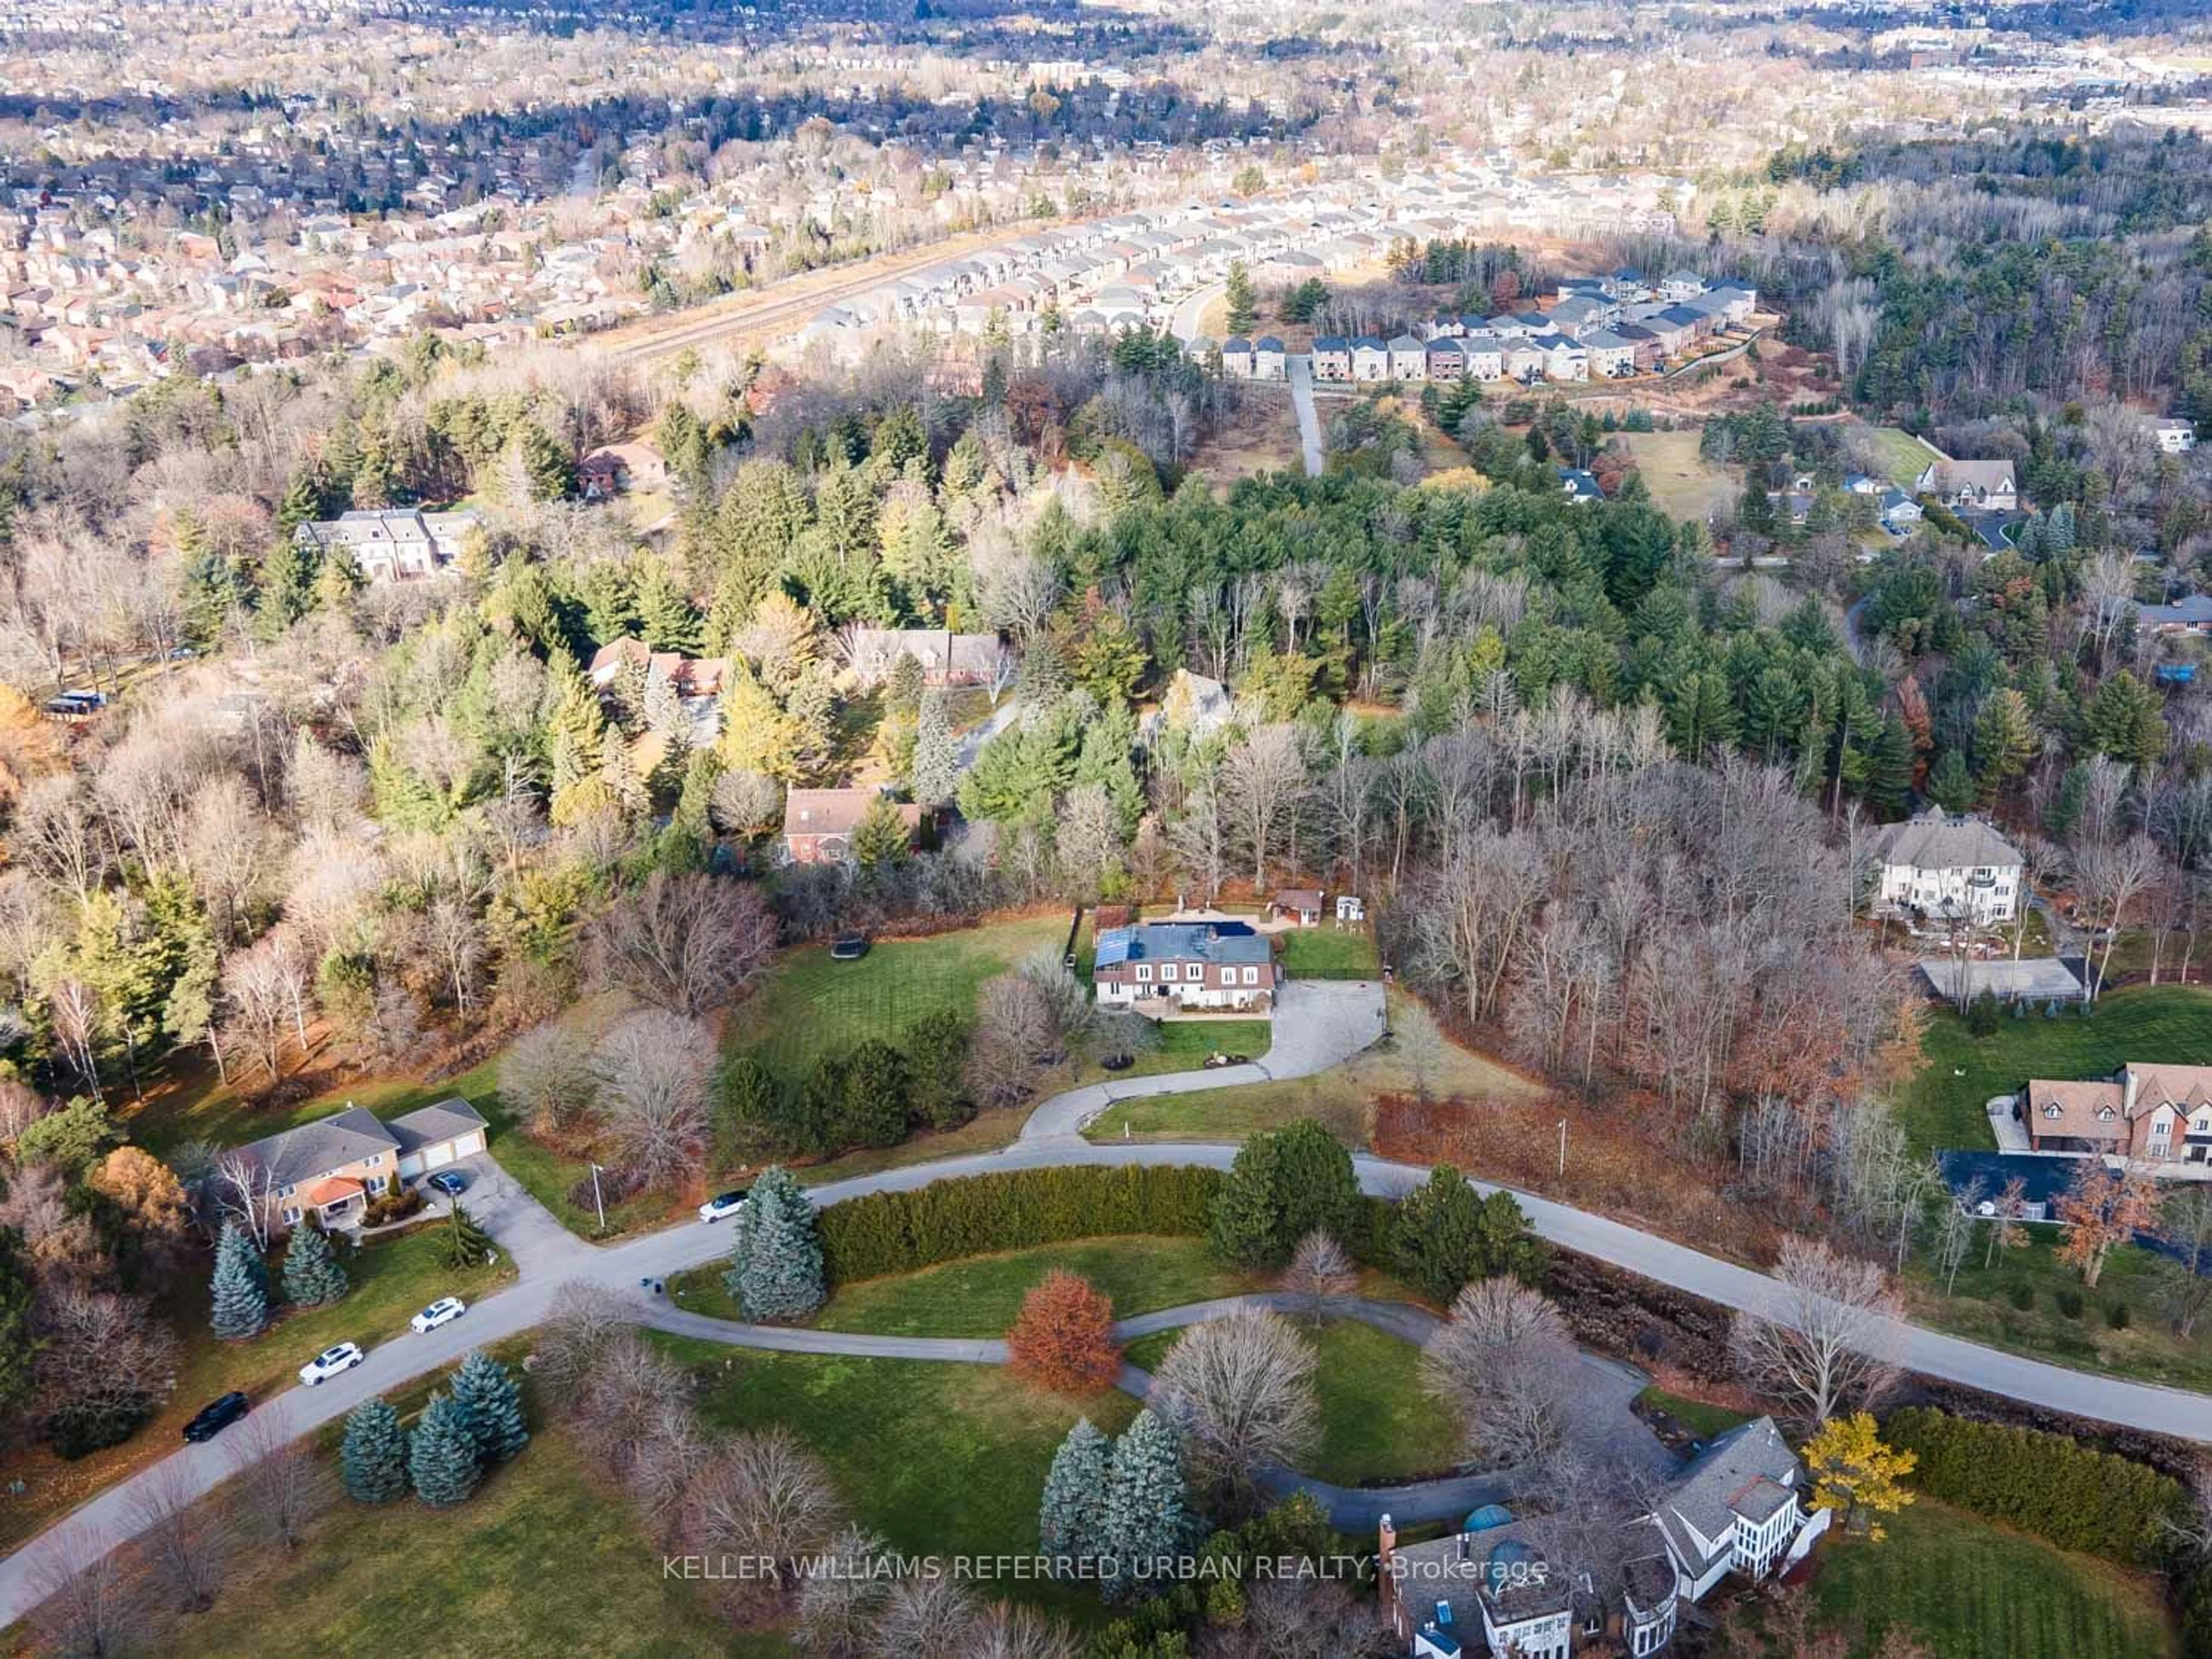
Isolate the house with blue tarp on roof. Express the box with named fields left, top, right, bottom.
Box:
left=1091, top=921, right=1280, bottom=1013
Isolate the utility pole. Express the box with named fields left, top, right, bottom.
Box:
left=1558, top=1118, right=1568, bottom=1180
left=589, top=1161, right=607, bottom=1235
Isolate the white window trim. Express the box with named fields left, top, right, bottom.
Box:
left=1241, top=965, right=1259, bottom=985
left=1135, top=963, right=1152, bottom=982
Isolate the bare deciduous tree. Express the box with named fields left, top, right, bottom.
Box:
left=1730, top=1236, right=1902, bottom=1425
left=874, top=1571, right=983, bottom=1658
left=127, top=1459, right=232, bottom=1614
left=230, top=1405, right=329, bottom=1552
left=794, top=1525, right=893, bottom=1656
left=26, top=1525, right=139, bottom=1659
left=499, top=1020, right=600, bottom=1137
left=585, top=869, right=775, bottom=1016
left=1149, top=1310, right=1320, bottom=1506
left=589, top=1009, right=713, bottom=1191
left=532, top=1279, right=631, bottom=1409
left=1281, top=1230, right=1357, bottom=1324
left=1420, top=1278, right=1577, bottom=1470
left=680, top=1427, right=845, bottom=1615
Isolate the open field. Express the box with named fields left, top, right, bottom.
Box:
left=1810, top=1498, right=2177, bottom=1658
left=1620, top=429, right=1735, bottom=522
left=1188, top=390, right=1304, bottom=488
left=1896, top=984, right=2212, bottom=1154
left=673, top=1339, right=1138, bottom=1624
left=1866, top=424, right=1943, bottom=488
left=0, top=1226, right=515, bottom=1555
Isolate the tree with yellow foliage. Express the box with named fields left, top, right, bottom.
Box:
left=1802, top=1411, right=1916, bottom=1541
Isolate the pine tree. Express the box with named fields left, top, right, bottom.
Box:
left=209, top=1218, right=269, bottom=1340
left=440, top=1202, right=494, bottom=1271
left=1224, top=260, right=1257, bottom=336
left=408, top=1391, right=483, bottom=1508
left=446, top=1350, right=529, bottom=1465
left=724, top=1164, right=825, bottom=1321
left=1100, top=1409, right=1188, bottom=1600
left=340, top=1399, right=410, bottom=1503
left=850, top=796, right=913, bottom=870
left=280, top=1221, right=350, bottom=1306
left=1039, top=1416, right=1113, bottom=1560
left=256, top=536, right=320, bottom=640
left=1971, top=687, right=2037, bottom=804
left=911, top=690, right=958, bottom=807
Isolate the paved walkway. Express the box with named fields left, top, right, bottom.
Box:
left=1017, top=979, right=1388, bottom=1140
left=1287, top=353, right=1325, bottom=476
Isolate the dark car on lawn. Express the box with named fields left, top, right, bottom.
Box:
left=182, top=1391, right=251, bottom=1444
left=830, top=933, right=869, bottom=961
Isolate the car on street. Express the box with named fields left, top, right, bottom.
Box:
left=298, top=1342, right=365, bottom=1386
left=181, top=1391, right=251, bottom=1443
left=830, top=932, right=869, bottom=961
left=699, top=1187, right=750, bottom=1223
left=410, top=1296, right=467, bottom=1334
left=426, top=1170, right=468, bottom=1197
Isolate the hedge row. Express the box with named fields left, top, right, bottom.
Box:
left=818, top=1165, right=1225, bottom=1284
left=1882, top=1407, right=2191, bottom=1568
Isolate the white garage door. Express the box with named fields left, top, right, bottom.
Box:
left=398, top=1152, right=424, bottom=1178
left=423, top=1143, right=454, bottom=1172
left=453, top=1131, right=485, bottom=1158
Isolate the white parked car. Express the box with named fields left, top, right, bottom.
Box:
left=298, top=1342, right=364, bottom=1386
left=698, top=1188, right=750, bottom=1224
left=410, top=1296, right=467, bottom=1334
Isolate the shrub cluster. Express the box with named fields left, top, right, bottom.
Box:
left=1881, top=1407, right=2190, bottom=1567
left=820, top=1165, right=1221, bottom=1283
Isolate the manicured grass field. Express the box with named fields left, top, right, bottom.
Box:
left=1904, top=1222, right=2212, bottom=1392
left=1620, top=430, right=1736, bottom=523
left=1896, top=984, right=2212, bottom=1154
left=1811, top=1498, right=2177, bottom=1658
left=673, top=1340, right=1138, bottom=1623
left=1865, top=423, right=1942, bottom=489
left=0, top=1225, right=515, bottom=1554
left=724, top=914, right=1070, bottom=1079
left=157, top=1433, right=733, bottom=1658
left=1111, top=1018, right=1273, bottom=1078
left=1276, top=926, right=1381, bottom=976
left=1125, top=1316, right=1443, bottom=1486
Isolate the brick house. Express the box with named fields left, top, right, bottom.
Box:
left=2023, top=1063, right=2212, bottom=1167
left=1092, top=922, right=1279, bottom=1013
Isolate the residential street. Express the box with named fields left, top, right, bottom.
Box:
left=5, top=1067, right=2211, bottom=1626
left=1286, top=352, right=1325, bottom=477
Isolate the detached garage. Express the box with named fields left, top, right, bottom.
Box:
left=391, top=1097, right=490, bottom=1179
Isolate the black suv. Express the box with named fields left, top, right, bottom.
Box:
left=182, top=1391, right=251, bottom=1444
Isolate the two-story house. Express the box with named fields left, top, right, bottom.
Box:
left=1090, top=922, right=1279, bottom=1013
left=2023, top=1063, right=2212, bottom=1168
left=1915, top=458, right=2018, bottom=513
left=224, top=1098, right=490, bottom=1234
left=1872, top=809, right=2025, bottom=926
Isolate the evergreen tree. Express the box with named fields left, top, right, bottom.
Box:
left=408, top=1391, right=483, bottom=1508
left=209, top=1218, right=269, bottom=1340
left=340, top=1399, right=410, bottom=1503
left=280, top=1221, right=350, bottom=1306
left=1927, top=748, right=1976, bottom=813
left=724, top=1164, right=825, bottom=1321
left=1208, top=1121, right=1362, bottom=1270
left=275, top=466, right=327, bottom=535
left=1865, top=713, right=1916, bottom=818
left=1224, top=260, right=1257, bottom=336
left=911, top=688, right=958, bottom=806
left=440, top=1202, right=494, bottom=1271
left=2085, top=671, right=2168, bottom=768
left=850, top=796, right=914, bottom=869
left=447, top=1350, right=529, bottom=1465
left=256, top=536, right=320, bottom=640
left=1040, top=1416, right=1113, bottom=1560
left=1971, top=687, right=2037, bottom=804
left=632, top=555, right=702, bottom=652
left=510, top=420, right=577, bottom=502
left=1100, top=1409, right=1188, bottom=1600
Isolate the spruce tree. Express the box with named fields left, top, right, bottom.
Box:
left=209, top=1218, right=269, bottom=1340
left=911, top=689, right=958, bottom=806
left=724, top=1164, right=825, bottom=1321
left=439, top=1202, right=494, bottom=1271
left=447, top=1350, right=529, bottom=1465
left=1100, top=1409, right=1188, bottom=1600
left=1039, top=1416, right=1113, bottom=1560
left=280, top=1221, right=350, bottom=1306
left=408, top=1392, right=482, bottom=1508
left=340, top=1399, right=409, bottom=1503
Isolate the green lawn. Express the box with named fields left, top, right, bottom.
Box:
left=1277, top=926, right=1381, bottom=976
left=1866, top=425, right=1941, bottom=490
left=0, top=1224, right=516, bottom=1554
left=1812, top=1498, right=2177, bottom=1658
left=669, top=1235, right=1259, bottom=1332
left=156, top=1433, right=733, bottom=1658
left=1634, top=1385, right=1749, bottom=1440
left=724, top=914, right=1070, bottom=1079
left=672, top=1339, right=1138, bottom=1623
left=1124, top=1316, right=1444, bottom=1486
left=1905, top=1222, right=2212, bottom=1391
left=1107, top=1018, right=1272, bottom=1080
left=1896, top=984, right=2212, bottom=1154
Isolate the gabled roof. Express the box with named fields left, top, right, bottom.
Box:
left=388, top=1096, right=488, bottom=1154
left=1651, top=1416, right=1799, bottom=1565
left=231, top=1104, right=399, bottom=1189
left=1872, top=809, right=2024, bottom=874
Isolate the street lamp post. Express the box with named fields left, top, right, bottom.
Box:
left=588, top=1162, right=607, bottom=1235
left=1558, top=1118, right=1568, bottom=1180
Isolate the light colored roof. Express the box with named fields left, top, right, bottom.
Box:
left=1652, top=1417, right=1798, bottom=1566
left=1873, top=810, right=2024, bottom=873
left=1937, top=459, right=2016, bottom=490
left=230, top=1104, right=398, bottom=1189
left=783, top=787, right=895, bottom=839
left=388, top=1096, right=487, bottom=1154
left=2026, top=1078, right=2125, bottom=1141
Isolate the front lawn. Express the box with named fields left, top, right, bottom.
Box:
left=1896, top=984, right=2212, bottom=1154
left=672, top=1340, right=1138, bottom=1624
left=1108, top=1018, right=1272, bottom=1080
left=723, top=913, right=1070, bottom=1080
left=1124, top=1316, right=1443, bottom=1487
left=1811, top=1498, right=2177, bottom=1658
left=0, top=1224, right=515, bottom=1554
left=1903, top=1222, right=2212, bottom=1391
left=154, top=1431, right=732, bottom=1658
left=1634, top=1385, right=1750, bottom=1441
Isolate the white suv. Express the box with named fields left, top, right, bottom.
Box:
left=298, top=1342, right=364, bottom=1386
left=410, top=1297, right=467, bottom=1334
left=698, top=1188, right=750, bottom=1224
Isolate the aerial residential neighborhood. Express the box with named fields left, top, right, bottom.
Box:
left=0, top=0, right=2208, bottom=1655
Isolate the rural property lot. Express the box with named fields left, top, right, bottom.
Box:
left=1620, top=430, right=1735, bottom=523
left=1865, top=423, right=1944, bottom=488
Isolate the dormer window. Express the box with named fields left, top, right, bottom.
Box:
left=2042, top=1103, right=2061, bottom=1118
left=2097, top=1106, right=2116, bottom=1121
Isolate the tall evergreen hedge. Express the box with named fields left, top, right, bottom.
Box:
left=1882, top=1407, right=2190, bottom=1567
left=819, top=1165, right=1223, bottom=1284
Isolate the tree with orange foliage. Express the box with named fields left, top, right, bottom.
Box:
left=1006, top=1271, right=1121, bottom=1395
left=2055, top=1161, right=2162, bottom=1290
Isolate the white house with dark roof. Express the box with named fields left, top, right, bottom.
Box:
left=222, top=1097, right=490, bottom=1233
left=1092, top=922, right=1279, bottom=1013
left=1872, top=809, right=2025, bottom=925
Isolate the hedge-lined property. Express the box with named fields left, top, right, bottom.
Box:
left=1882, top=1407, right=2191, bottom=1568
left=820, top=1165, right=1225, bottom=1283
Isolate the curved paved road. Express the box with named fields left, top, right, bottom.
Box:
left=7, top=1099, right=2212, bottom=1623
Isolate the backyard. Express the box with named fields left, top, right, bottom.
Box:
left=1619, top=429, right=1736, bottom=524
left=1863, top=423, right=1942, bottom=489
left=1895, top=984, right=2212, bottom=1154
left=1810, top=1499, right=2177, bottom=1658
